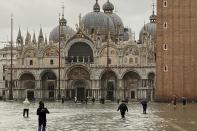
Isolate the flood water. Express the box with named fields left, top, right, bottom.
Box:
left=0, top=101, right=196, bottom=131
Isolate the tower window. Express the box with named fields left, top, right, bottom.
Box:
left=164, top=65, right=168, bottom=72
left=163, top=1, right=167, bottom=7
left=163, top=22, right=168, bottom=29
left=30, top=60, right=33, bottom=65
left=163, top=43, right=168, bottom=50
left=50, top=59, right=54, bottom=65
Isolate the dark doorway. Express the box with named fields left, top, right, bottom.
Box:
left=77, top=87, right=85, bottom=100
left=27, top=91, right=34, bottom=100
left=131, top=91, right=135, bottom=99
left=106, top=81, right=114, bottom=100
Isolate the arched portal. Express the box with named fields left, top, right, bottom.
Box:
left=101, top=70, right=117, bottom=101
left=148, top=72, right=155, bottom=100
left=67, top=42, right=94, bottom=63
left=19, top=73, right=35, bottom=100
left=123, top=71, right=141, bottom=99
left=67, top=67, right=90, bottom=100
left=41, top=71, right=57, bottom=100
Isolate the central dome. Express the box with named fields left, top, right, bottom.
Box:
left=109, top=13, right=124, bottom=34
left=49, top=25, right=75, bottom=43
left=82, top=12, right=115, bottom=35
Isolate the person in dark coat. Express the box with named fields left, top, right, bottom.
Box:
left=85, top=97, right=88, bottom=104
left=141, top=99, right=148, bottom=114
left=182, top=97, right=187, bottom=109
left=117, top=101, right=128, bottom=118
left=37, top=101, right=50, bottom=131
left=117, top=98, right=120, bottom=104
left=172, top=96, right=177, bottom=109
left=61, top=96, right=65, bottom=104
left=92, top=97, right=95, bottom=104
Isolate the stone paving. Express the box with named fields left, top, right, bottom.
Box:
left=0, top=101, right=196, bottom=131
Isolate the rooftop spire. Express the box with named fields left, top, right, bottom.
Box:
left=25, top=29, right=31, bottom=45
left=60, top=3, right=67, bottom=26
left=61, top=3, right=65, bottom=18
left=38, top=26, right=44, bottom=44
left=39, top=27, right=44, bottom=38
left=45, top=34, right=48, bottom=45
left=149, top=0, right=157, bottom=23
left=152, top=0, right=155, bottom=15
left=17, top=27, right=22, bottom=38
left=93, top=0, right=100, bottom=12
left=16, top=27, right=23, bottom=45
left=32, top=31, right=37, bottom=43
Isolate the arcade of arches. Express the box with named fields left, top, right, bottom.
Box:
left=12, top=69, right=155, bottom=101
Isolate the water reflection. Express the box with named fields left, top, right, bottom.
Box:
left=0, top=101, right=196, bottom=131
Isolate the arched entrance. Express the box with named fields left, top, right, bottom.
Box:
left=41, top=71, right=57, bottom=100
left=67, top=67, right=90, bottom=100
left=148, top=72, right=155, bottom=100
left=101, top=70, right=117, bottom=101
left=123, top=71, right=141, bottom=99
left=67, top=42, right=94, bottom=63
left=73, top=80, right=88, bottom=101
left=19, top=73, right=35, bottom=100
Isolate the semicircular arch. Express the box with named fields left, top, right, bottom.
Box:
left=42, top=45, right=59, bottom=57
left=21, top=47, right=37, bottom=58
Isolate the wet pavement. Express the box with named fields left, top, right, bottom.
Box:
left=0, top=101, right=196, bottom=131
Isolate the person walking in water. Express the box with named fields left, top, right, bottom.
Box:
left=182, top=97, right=187, bottom=109
left=23, top=98, right=30, bottom=118
left=172, top=95, right=177, bottom=109
left=85, top=97, right=88, bottom=104
left=74, top=96, right=77, bottom=103
left=61, top=96, right=65, bottom=104
left=37, top=101, right=50, bottom=131
left=117, top=101, right=128, bottom=119
left=92, top=97, right=95, bottom=104
left=141, top=99, right=148, bottom=114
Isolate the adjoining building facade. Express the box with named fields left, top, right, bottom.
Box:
left=0, top=46, right=17, bottom=99
left=4, top=0, right=156, bottom=101
left=156, top=0, right=197, bottom=101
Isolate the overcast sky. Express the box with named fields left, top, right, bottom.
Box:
left=0, top=0, right=155, bottom=46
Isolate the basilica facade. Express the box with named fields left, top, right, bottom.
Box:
left=5, top=0, right=156, bottom=101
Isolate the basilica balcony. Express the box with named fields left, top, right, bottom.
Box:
left=65, top=56, right=94, bottom=65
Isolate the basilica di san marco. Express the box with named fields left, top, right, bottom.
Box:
left=4, top=0, right=156, bottom=101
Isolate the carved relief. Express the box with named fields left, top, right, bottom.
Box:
left=100, top=47, right=118, bottom=57
left=24, top=49, right=36, bottom=58
left=68, top=67, right=90, bottom=80
left=124, top=46, right=139, bottom=56
left=44, top=47, right=58, bottom=57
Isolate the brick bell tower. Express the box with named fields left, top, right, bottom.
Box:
left=156, top=0, right=197, bottom=101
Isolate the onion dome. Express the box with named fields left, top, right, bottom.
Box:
left=109, top=13, right=124, bottom=34
left=82, top=0, right=115, bottom=36
left=103, top=0, right=114, bottom=13
left=49, top=25, right=75, bottom=43
left=139, top=10, right=156, bottom=41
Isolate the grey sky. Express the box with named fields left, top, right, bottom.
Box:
left=0, top=0, right=155, bottom=46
